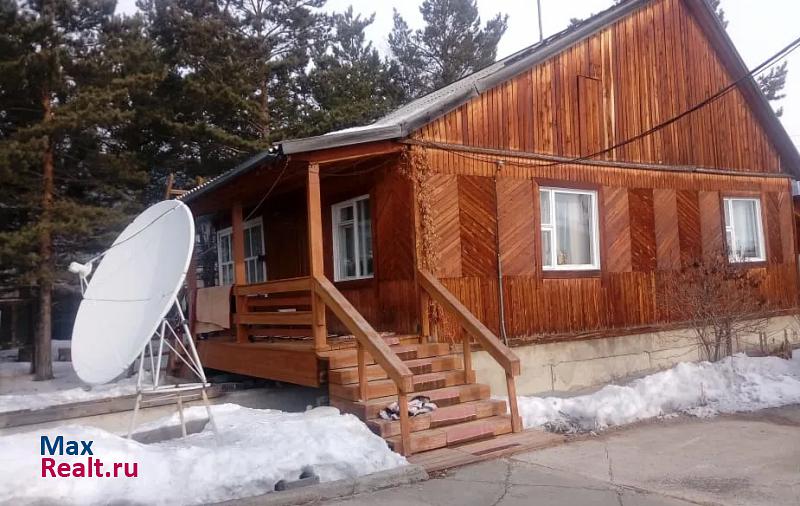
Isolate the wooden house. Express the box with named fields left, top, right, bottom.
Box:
left=179, top=0, right=800, bottom=455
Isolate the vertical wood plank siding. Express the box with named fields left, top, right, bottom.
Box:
left=415, top=0, right=797, bottom=341
left=418, top=0, right=781, bottom=173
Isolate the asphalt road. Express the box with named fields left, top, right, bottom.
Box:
left=330, top=406, right=800, bottom=506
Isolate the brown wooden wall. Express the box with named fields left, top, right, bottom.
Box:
left=420, top=151, right=797, bottom=341
left=418, top=0, right=781, bottom=174
left=319, top=162, right=418, bottom=335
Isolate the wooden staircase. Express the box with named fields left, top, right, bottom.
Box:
left=226, top=269, right=522, bottom=456
left=326, top=336, right=514, bottom=454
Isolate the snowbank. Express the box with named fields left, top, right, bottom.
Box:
left=516, top=353, right=800, bottom=433
left=0, top=404, right=406, bottom=505
left=0, top=361, right=138, bottom=412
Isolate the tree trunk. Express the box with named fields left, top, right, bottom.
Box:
left=260, top=78, right=270, bottom=141
left=34, top=93, right=55, bottom=381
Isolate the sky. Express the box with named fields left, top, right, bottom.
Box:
left=116, top=0, right=800, bottom=149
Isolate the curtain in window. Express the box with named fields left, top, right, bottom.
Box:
left=555, top=192, right=592, bottom=265
left=731, top=200, right=759, bottom=258
left=357, top=199, right=373, bottom=276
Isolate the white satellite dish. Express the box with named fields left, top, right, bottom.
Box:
left=70, top=200, right=217, bottom=438
left=72, top=200, right=194, bottom=384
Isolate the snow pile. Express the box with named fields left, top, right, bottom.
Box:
left=0, top=404, right=406, bottom=505
left=516, top=353, right=800, bottom=433
left=0, top=362, right=138, bottom=412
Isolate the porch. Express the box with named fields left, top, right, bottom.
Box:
left=180, top=145, right=523, bottom=455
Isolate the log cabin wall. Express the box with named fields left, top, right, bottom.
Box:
left=411, top=0, right=798, bottom=342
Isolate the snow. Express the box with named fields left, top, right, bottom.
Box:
left=0, top=404, right=407, bottom=505
left=0, top=361, right=138, bottom=413
left=516, top=353, right=800, bottom=433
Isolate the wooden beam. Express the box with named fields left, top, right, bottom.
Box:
left=505, top=373, right=522, bottom=433
left=307, top=164, right=327, bottom=350
left=293, top=141, right=403, bottom=164
left=233, top=276, right=311, bottom=296
left=314, top=275, right=414, bottom=393
left=418, top=269, right=521, bottom=376
left=234, top=311, right=313, bottom=326
left=404, top=139, right=793, bottom=180
left=231, top=202, right=248, bottom=343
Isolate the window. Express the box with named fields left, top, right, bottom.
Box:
left=723, top=197, right=765, bottom=263
left=332, top=195, right=373, bottom=281
left=539, top=187, right=600, bottom=270
left=216, top=218, right=267, bottom=285
left=217, top=229, right=234, bottom=285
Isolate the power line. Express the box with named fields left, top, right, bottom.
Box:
left=417, top=32, right=800, bottom=170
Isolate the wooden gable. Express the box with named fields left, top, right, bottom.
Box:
left=418, top=0, right=782, bottom=174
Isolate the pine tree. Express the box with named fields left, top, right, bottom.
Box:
left=303, top=8, right=402, bottom=136
left=706, top=0, right=727, bottom=29
left=0, top=0, right=155, bottom=379
left=139, top=0, right=326, bottom=183
left=757, top=62, right=788, bottom=118
left=388, top=0, right=508, bottom=100
left=702, top=0, right=787, bottom=116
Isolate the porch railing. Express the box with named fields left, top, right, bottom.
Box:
left=232, top=274, right=415, bottom=455
left=232, top=276, right=314, bottom=340
left=417, top=269, right=523, bottom=433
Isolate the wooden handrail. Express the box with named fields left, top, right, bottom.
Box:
left=417, top=269, right=522, bottom=433
left=234, top=276, right=312, bottom=296
left=417, top=269, right=520, bottom=376
left=314, top=276, right=414, bottom=394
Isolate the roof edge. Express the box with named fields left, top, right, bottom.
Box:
left=397, top=0, right=651, bottom=137
left=280, top=125, right=403, bottom=155
left=682, top=0, right=800, bottom=177
left=179, top=151, right=279, bottom=205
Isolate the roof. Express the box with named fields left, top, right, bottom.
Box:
left=280, top=0, right=650, bottom=155
left=183, top=0, right=800, bottom=205
left=280, top=0, right=799, bottom=174
left=179, top=151, right=279, bottom=204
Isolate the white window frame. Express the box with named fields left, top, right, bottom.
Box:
left=332, top=195, right=373, bottom=282
left=539, top=187, right=601, bottom=271
left=723, top=197, right=766, bottom=263
left=216, top=217, right=267, bottom=285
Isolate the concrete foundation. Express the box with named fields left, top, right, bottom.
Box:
left=474, top=315, right=800, bottom=396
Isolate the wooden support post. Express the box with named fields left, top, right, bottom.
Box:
left=505, top=372, right=522, bottom=433
left=186, top=253, right=197, bottom=338
left=357, top=341, right=367, bottom=401
left=419, top=290, right=431, bottom=343
left=462, top=334, right=474, bottom=383
left=307, top=163, right=327, bottom=350
left=398, top=391, right=412, bottom=456
left=231, top=202, right=248, bottom=343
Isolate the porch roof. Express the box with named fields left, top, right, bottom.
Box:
left=179, top=151, right=279, bottom=206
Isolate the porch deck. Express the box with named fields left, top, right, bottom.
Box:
left=195, top=333, right=413, bottom=387
left=184, top=165, right=523, bottom=456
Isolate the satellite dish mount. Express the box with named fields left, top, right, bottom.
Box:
left=126, top=295, right=219, bottom=439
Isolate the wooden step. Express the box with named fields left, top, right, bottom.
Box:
left=327, top=354, right=463, bottom=385
left=393, top=334, right=424, bottom=345
left=322, top=342, right=451, bottom=369
left=387, top=415, right=513, bottom=454
left=331, top=383, right=490, bottom=420
left=367, top=399, right=508, bottom=438
left=329, top=370, right=467, bottom=401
